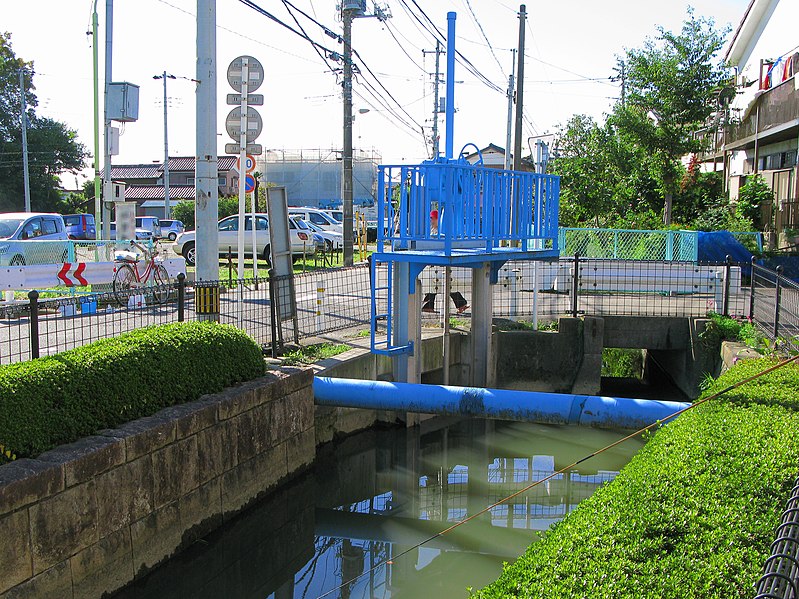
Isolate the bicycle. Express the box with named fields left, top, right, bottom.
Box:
left=112, top=241, right=170, bottom=306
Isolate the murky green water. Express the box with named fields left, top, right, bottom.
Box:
left=112, top=418, right=644, bottom=599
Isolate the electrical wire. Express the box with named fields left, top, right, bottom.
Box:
left=315, top=354, right=799, bottom=599
left=462, top=0, right=506, bottom=80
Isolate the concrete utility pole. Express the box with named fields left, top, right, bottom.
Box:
left=101, top=0, right=114, bottom=242
left=196, top=0, right=219, bottom=289
left=424, top=41, right=443, bottom=159
left=342, top=5, right=355, bottom=267
left=154, top=71, right=176, bottom=220
left=513, top=4, right=526, bottom=171
left=19, top=69, right=31, bottom=212
left=92, top=1, right=101, bottom=236
left=504, top=49, right=516, bottom=171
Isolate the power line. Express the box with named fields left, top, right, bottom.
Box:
left=462, top=0, right=506, bottom=80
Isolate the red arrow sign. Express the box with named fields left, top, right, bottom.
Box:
left=57, top=263, right=89, bottom=287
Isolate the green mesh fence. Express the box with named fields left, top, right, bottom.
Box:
left=558, top=228, right=699, bottom=261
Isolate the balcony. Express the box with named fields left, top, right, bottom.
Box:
left=725, top=78, right=799, bottom=150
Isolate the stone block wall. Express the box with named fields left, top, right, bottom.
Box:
left=0, top=368, right=315, bottom=599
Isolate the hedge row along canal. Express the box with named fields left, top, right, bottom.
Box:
left=475, top=357, right=799, bottom=599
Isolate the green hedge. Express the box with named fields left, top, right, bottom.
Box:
left=0, top=322, right=265, bottom=460
left=475, top=357, right=799, bottom=599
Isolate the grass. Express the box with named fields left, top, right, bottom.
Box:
left=280, top=342, right=350, bottom=366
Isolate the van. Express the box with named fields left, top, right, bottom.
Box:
left=287, top=207, right=343, bottom=234
left=63, top=213, right=96, bottom=240
left=135, top=216, right=162, bottom=239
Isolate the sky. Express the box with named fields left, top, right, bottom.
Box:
left=4, top=0, right=751, bottom=187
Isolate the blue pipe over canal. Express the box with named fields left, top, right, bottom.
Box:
left=313, top=377, right=690, bottom=430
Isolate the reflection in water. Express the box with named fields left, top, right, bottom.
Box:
left=112, top=419, right=643, bottom=599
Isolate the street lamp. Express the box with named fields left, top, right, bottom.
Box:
left=153, top=72, right=176, bottom=219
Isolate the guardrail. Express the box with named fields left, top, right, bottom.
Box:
left=3, top=259, right=796, bottom=366
left=376, top=161, right=560, bottom=253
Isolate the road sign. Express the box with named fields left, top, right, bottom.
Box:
left=244, top=174, right=256, bottom=193
left=227, top=56, right=264, bottom=93
left=225, top=107, right=263, bottom=142
left=226, top=93, right=264, bottom=106
left=236, top=154, right=257, bottom=173
left=225, top=143, right=263, bottom=155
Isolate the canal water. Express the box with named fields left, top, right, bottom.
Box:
left=112, top=418, right=644, bottom=599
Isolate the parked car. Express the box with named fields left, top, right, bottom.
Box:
left=0, top=212, right=69, bottom=266
left=159, top=219, right=185, bottom=241
left=291, top=217, right=327, bottom=253
left=63, top=213, right=96, bottom=240
left=109, top=222, right=154, bottom=241
left=287, top=207, right=343, bottom=234
left=301, top=219, right=343, bottom=252
left=174, top=213, right=317, bottom=267
left=135, top=216, right=162, bottom=239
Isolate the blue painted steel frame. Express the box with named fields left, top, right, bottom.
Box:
left=374, top=160, right=560, bottom=287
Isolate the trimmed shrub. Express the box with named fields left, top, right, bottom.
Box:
left=475, top=358, right=799, bottom=599
left=0, top=322, right=265, bottom=460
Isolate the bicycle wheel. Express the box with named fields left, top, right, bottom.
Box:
left=150, top=264, right=170, bottom=304
left=112, top=264, right=136, bottom=306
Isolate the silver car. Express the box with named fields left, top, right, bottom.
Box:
left=159, top=219, right=185, bottom=241
left=174, top=214, right=316, bottom=266
left=0, top=212, right=70, bottom=266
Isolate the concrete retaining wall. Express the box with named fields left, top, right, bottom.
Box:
left=0, top=368, right=315, bottom=599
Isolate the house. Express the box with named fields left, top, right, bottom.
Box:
left=704, top=0, right=798, bottom=246
left=103, top=157, right=238, bottom=218
left=461, top=143, right=538, bottom=171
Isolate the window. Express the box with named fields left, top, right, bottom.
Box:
left=42, top=218, right=58, bottom=235
left=218, top=218, right=238, bottom=232
left=22, top=218, right=42, bottom=238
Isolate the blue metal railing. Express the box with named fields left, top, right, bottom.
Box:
left=376, top=161, right=560, bottom=255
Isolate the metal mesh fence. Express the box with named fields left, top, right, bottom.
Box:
left=2, top=260, right=794, bottom=366
left=558, top=228, right=699, bottom=261
left=751, top=263, right=799, bottom=351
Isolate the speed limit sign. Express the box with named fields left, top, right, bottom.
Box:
left=236, top=154, right=257, bottom=173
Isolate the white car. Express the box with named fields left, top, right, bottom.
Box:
left=0, top=212, right=70, bottom=266
left=174, top=214, right=316, bottom=266
left=302, top=219, right=343, bottom=252
left=287, top=207, right=343, bottom=235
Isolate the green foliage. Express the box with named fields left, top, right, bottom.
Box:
left=0, top=322, right=265, bottom=461
left=281, top=342, right=349, bottom=365
left=0, top=33, right=88, bottom=212
left=736, top=175, right=773, bottom=228
left=553, top=11, right=730, bottom=228
left=475, top=358, right=799, bottom=599
left=170, top=196, right=242, bottom=231
left=602, top=348, right=643, bottom=378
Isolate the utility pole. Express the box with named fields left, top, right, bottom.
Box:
left=613, top=60, right=626, bottom=106
left=154, top=71, right=176, bottom=220
left=92, top=1, right=101, bottom=237
left=423, top=41, right=443, bottom=159
left=19, top=69, right=30, bottom=212
left=101, top=0, right=114, bottom=243
left=196, top=0, right=219, bottom=289
left=513, top=4, right=526, bottom=171
left=504, top=49, right=516, bottom=171
left=342, top=4, right=355, bottom=267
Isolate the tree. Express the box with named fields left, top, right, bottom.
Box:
left=0, top=32, right=87, bottom=212
left=616, top=9, right=729, bottom=225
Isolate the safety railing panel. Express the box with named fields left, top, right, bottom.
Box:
left=376, top=162, right=559, bottom=254
left=751, top=263, right=799, bottom=350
